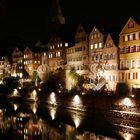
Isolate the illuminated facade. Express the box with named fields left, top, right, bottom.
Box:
left=119, top=17, right=140, bottom=89
left=37, top=52, right=50, bottom=82
left=103, top=34, right=119, bottom=91
left=24, top=47, right=41, bottom=76
left=66, top=24, right=89, bottom=90
left=88, top=26, right=105, bottom=80
left=0, top=56, right=11, bottom=78
left=12, top=47, right=24, bottom=78
left=47, top=34, right=68, bottom=71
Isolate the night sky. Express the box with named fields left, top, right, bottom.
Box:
left=0, top=0, right=139, bottom=41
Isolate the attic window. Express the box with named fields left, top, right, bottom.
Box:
left=128, top=22, right=134, bottom=28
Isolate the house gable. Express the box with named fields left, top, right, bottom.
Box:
left=119, top=17, right=140, bottom=35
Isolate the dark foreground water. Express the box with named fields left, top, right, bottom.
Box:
left=0, top=98, right=140, bottom=140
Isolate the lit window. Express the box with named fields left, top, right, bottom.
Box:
left=34, top=61, right=37, bottom=64
left=99, top=43, right=102, bottom=48
left=65, top=43, right=68, bottom=47
left=58, top=51, right=60, bottom=57
left=58, top=44, right=59, bottom=48
left=125, top=36, right=128, bottom=41
left=130, top=34, right=133, bottom=40
left=53, top=45, right=54, bottom=49
left=90, top=44, right=94, bottom=49
left=44, top=53, right=46, bottom=56
left=60, top=43, right=62, bottom=47
left=91, top=35, right=93, bottom=39
left=94, top=43, right=98, bottom=48
left=130, top=72, right=133, bottom=80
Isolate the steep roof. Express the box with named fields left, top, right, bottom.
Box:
left=119, top=17, right=140, bottom=35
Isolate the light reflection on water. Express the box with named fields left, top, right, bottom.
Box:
left=0, top=100, right=139, bottom=140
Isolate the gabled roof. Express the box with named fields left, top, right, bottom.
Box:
left=104, top=33, right=117, bottom=47
left=119, top=17, right=140, bottom=35
left=89, top=26, right=105, bottom=37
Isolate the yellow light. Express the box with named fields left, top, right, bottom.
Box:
left=31, top=89, right=37, bottom=101
left=13, top=104, right=18, bottom=111
left=13, top=89, right=18, bottom=96
left=50, top=107, right=57, bottom=120
left=73, top=114, right=81, bottom=128
left=122, top=97, right=133, bottom=107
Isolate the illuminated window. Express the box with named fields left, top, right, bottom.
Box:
left=90, top=44, right=93, bottom=49
left=130, top=72, right=133, bottom=80
left=58, top=44, right=59, bottom=48
left=50, top=46, right=52, bottom=50
left=65, top=43, right=68, bottom=47
left=125, top=35, right=128, bottom=41
left=53, top=45, right=54, bottom=49
left=60, top=43, right=62, bottom=47
left=94, top=43, right=98, bottom=48
left=44, top=52, right=46, bottom=56
left=58, top=51, right=60, bottom=57
left=130, top=34, right=133, bottom=40
left=138, top=72, right=140, bottom=79
left=91, top=35, right=93, bottom=39
left=99, top=43, right=102, bottom=48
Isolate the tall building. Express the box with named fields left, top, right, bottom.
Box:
left=47, top=34, right=68, bottom=71
left=88, top=26, right=105, bottom=80
left=119, top=17, right=140, bottom=90
left=23, top=46, right=42, bottom=76
left=103, top=34, right=119, bottom=91
left=66, top=24, right=89, bottom=90
left=12, top=47, right=24, bottom=78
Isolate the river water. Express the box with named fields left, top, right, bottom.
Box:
left=0, top=98, right=140, bottom=140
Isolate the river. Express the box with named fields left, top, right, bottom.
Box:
left=0, top=98, right=140, bottom=140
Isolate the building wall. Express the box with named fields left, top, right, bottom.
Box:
left=119, top=17, right=140, bottom=89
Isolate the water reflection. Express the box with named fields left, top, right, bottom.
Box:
left=0, top=99, right=140, bottom=140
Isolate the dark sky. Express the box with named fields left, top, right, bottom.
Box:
left=0, top=0, right=139, bottom=41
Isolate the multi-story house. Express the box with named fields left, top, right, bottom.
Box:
left=47, top=34, right=68, bottom=71
left=12, top=47, right=24, bottom=78
left=102, top=34, right=119, bottom=91
left=66, top=24, right=89, bottom=90
left=37, top=51, right=50, bottom=82
left=88, top=26, right=105, bottom=81
left=119, top=17, right=140, bottom=90
left=0, top=56, right=11, bottom=79
left=23, top=46, right=42, bottom=76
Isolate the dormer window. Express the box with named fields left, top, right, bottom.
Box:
left=128, top=22, right=134, bottom=28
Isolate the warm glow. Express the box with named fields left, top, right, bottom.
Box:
left=73, top=114, right=81, bottom=128
left=13, top=104, right=18, bottom=111
left=12, top=89, right=18, bottom=96
left=31, top=89, right=37, bottom=101
left=121, top=132, right=135, bottom=140
left=31, top=103, right=37, bottom=114
left=50, top=92, right=56, bottom=105
left=73, top=95, right=81, bottom=106
left=50, top=107, right=57, bottom=120
left=122, top=97, right=133, bottom=107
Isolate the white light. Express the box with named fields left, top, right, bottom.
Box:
left=50, top=107, right=57, bottom=120
left=13, top=104, right=18, bottom=111
left=122, top=97, right=133, bottom=107
left=13, top=89, right=18, bottom=96
left=50, top=92, right=56, bottom=105
left=73, top=114, right=81, bottom=128
left=73, top=95, right=81, bottom=106
left=32, top=103, right=37, bottom=114
left=31, top=89, right=37, bottom=101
